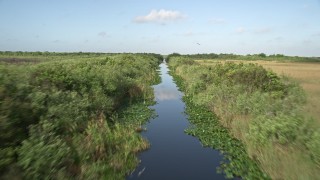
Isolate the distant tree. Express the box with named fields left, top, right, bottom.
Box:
left=258, top=53, right=267, bottom=58
left=167, top=53, right=181, bottom=62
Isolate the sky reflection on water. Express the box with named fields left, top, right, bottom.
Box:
left=127, top=63, right=225, bottom=180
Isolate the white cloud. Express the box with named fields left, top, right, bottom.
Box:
left=98, top=31, right=107, bottom=37
left=236, top=27, right=246, bottom=34
left=174, top=30, right=205, bottom=37
left=312, top=32, right=320, bottom=37
left=254, top=28, right=272, bottom=34
left=155, top=88, right=180, bottom=101
left=303, top=40, right=313, bottom=44
left=6, top=38, right=17, bottom=41
left=133, top=9, right=186, bottom=24
left=303, top=4, right=310, bottom=9
left=275, top=36, right=284, bottom=41
left=208, top=18, right=226, bottom=24
left=184, top=31, right=195, bottom=37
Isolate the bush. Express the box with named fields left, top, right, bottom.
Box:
left=169, top=57, right=319, bottom=178
left=0, top=147, right=15, bottom=172
left=18, top=121, right=74, bottom=179
left=0, top=65, right=37, bottom=148
left=248, top=114, right=303, bottom=145
left=306, top=129, right=320, bottom=167
left=1, top=53, right=162, bottom=179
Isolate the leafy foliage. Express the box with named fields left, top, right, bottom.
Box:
left=0, top=53, right=161, bottom=179
left=169, top=57, right=320, bottom=179
left=306, top=129, right=320, bottom=167
left=18, top=121, right=74, bottom=179
left=166, top=52, right=320, bottom=62
left=171, top=70, right=269, bottom=179
left=249, top=114, right=303, bottom=145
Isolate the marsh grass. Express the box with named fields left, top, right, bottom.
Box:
left=170, top=57, right=320, bottom=179
left=256, top=61, right=320, bottom=127
left=247, top=143, right=320, bottom=179
left=77, top=115, right=150, bottom=179
left=198, top=59, right=320, bottom=126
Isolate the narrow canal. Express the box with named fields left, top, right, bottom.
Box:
left=127, top=62, right=225, bottom=179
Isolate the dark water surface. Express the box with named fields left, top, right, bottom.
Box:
left=127, top=62, right=225, bottom=180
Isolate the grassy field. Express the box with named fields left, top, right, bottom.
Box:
left=198, top=59, right=320, bottom=125
left=169, top=57, right=320, bottom=179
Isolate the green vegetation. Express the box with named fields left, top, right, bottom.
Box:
left=0, top=53, right=162, bottom=179
left=167, top=53, right=320, bottom=62
left=168, top=56, right=320, bottom=179
left=173, top=75, right=269, bottom=179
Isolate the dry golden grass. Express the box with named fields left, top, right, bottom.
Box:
left=198, top=59, right=320, bottom=125
left=254, top=61, right=320, bottom=124
left=174, top=59, right=320, bottom=179
left=246, top=143, right=320, bottom=180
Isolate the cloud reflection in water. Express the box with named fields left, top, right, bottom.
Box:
left=154, top=87, right=182, bottom=101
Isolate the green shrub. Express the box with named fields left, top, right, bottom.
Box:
left=18, top=121, right=74, bottom=179
left=169, top=57, right=319, bottom=178
left=1, top=53, right=161, bottom=179
left=0, top=67, right=34, bottom=142
left=0, top=147, right=15, bottom=172
left=306, top=129, right=320, bottom=167
left=249, top=114, right=303, bottom=145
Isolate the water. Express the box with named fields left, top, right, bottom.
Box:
left=127, top=62, right=225, bottom=180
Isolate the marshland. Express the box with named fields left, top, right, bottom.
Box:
left=1, top=0, right=320, bottom=179
left=1, top=52, right=319, bottom=179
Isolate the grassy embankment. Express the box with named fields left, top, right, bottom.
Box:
left=0, top=52, right=162, bottom=179
left=198, top=59, right=320, bottom=127
left=168, top=55, right=320, bottom=179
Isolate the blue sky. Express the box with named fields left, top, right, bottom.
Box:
left=0, top=0, right=320, bottom=56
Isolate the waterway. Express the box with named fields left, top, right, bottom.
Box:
left=127, top=62, right=225, bottom=179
